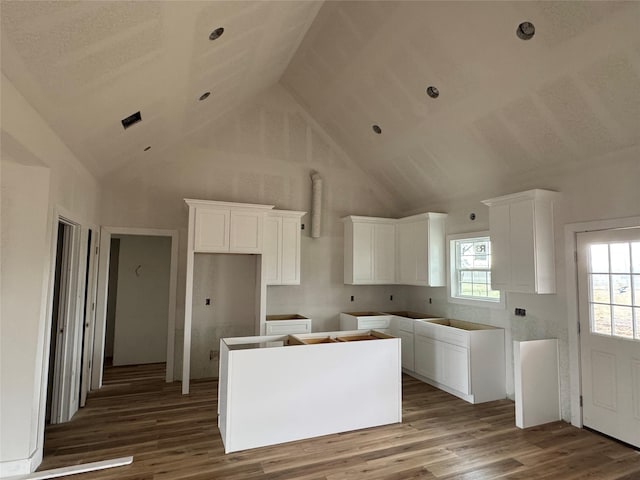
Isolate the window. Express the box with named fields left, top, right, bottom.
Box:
left=587, top=241, right=640, bottom=340
left=448, top=232, right=503, bottom=307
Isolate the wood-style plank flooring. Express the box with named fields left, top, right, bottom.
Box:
left=40, top=363, right=640, bottom=479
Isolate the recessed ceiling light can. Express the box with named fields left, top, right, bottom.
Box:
left=516, top=21, right=535, bottom=40
left=426, top=86, right=439, bottom=98
left=199, top=91, right=211, bottom=101
left=372, top=124, right=382, bottom=134
left=209, top=27, right=224, bottom=41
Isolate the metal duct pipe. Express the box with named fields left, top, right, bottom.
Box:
left=310, top=171, right=322, bottom=238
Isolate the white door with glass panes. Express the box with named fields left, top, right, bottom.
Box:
left=577, top=228, right=640, bottom=448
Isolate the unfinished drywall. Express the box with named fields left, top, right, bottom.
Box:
left=191, top=254, right=257, bottom=378
left=112, top=235, right=171, bottom=366
left=405, top=149, right=640, bottom=423
left=100, top=84, right=404, bottom=380
left=0, top=75, right=101, bottom=476
left=0, top=160, right=50, bottom=473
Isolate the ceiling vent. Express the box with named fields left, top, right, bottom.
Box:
left=121, top=111, right=141, bottom=129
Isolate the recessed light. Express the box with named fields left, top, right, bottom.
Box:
left=199, top=91, right=211, bottom=101
left=209, top=27, right=224, bottom=41
left=426, top=86, right=439, bottom=99
left=516, top=21, right=535, bottom=40
left=144, top=146, right=151, bottom=151
left=372, top=124, right=382, bottom=134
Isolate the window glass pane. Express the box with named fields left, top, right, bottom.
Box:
left=612, top=275, right=632, bottom=305
left=632, top=243, right=640, bottom=273
left=610, top=243, right=630, bottom=273
left=590, top=274, right=610, bottom=304
left=612, top=305, right=633, bottom=338
left=635, top=308, right=640, bottom=340
left=460, top=271, right=473, bottom=282
left=634, top=275, right=640, bottom=307
left=592, top=303, right=611, bottom=335
left=472, top=271, right=487, bottom=283
left=473, top=283, right=488, bottom=296
left=488, top=289, right=500, bottom=299
left=590, top=244, right=609, bottom=273
left=460, top=282, right=473, bottom=296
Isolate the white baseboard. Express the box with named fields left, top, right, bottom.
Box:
left=0, top=448, right=41, bottom=478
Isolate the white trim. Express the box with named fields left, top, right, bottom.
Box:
left=0, top=449, right=42, bottom=478
left=94, top=227, right=179, bottom=390
left=447, top=231, right=505, bottom=310
left=3, top=456, right=132, bottom=480
left=564, top=215, right=640, bottom=428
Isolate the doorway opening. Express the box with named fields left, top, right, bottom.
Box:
left=93, top=228, right=178, bottom=390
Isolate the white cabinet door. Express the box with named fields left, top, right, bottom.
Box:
left=488, top=203, right=510, bottom=291
left=230, top=210, right=263, bottom=253
left=374, top=223, right=396, bottom=283
left=442, top=343, right=470, bottom=394
left=194, top=207, right=230, bottom=252
left=280, top=216, right=301, bottom=284
left=509, top=200, right=536, bottom=293
left=264, top=216, right=281, bottom=284
left=396, top=222, right=415, bottom=284
left=397, top=330, right=414, bottom=370
left=352, top=222, right=375, bottom=283
left=415, top=335, right=439, bottom=381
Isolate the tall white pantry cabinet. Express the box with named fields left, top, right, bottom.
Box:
left=482, top=189, right=559, bottom=294
left=182, top=199, right=305, bottom=395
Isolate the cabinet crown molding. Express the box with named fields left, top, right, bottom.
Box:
left=342, top=215, right=397, bottom=224
left=185, top=199, right=275, bottom=210
left=269, top=209, right=306, bottom=218
left=481, top=189, right=560, bottom=207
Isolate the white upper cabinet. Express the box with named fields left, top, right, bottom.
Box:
left=186, top=199, right=274, bottom=254
left=265, top=210, right=305, bottom=285
left=396, top=213, right=447, bottom=287
left=343, top=217, right=396, bottom=285
left=482, top=189, right=559, bottom=294
left=343, top=213, right=447, bottom=286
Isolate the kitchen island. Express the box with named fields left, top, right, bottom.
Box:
left=218, top=330, right=401, bottom=453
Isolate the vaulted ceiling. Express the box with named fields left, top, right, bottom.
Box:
left=2, top=1, right=639, bottom=210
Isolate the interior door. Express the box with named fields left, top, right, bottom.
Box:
left=577, top=227, right=640, bottom=447
left=80, top=229, right=99, bottom=407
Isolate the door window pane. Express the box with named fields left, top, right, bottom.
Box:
left=632, top=243, right=640, bottom=273
left=592, top=303, right=612, bottom=335
left=610, top=243, right=630, bottom=273
left=612, top=305, right=633, bottom=338
left=590, top=244, right=609, bottom=273
left=612, top=275, right=632, bottom=305
left=590, top=274, right=610, bottom=304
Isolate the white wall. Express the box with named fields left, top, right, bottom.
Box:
left=112, top=235, right=171, bottom=366
left=101, top=84, right=405, bottom=380
left=0, top=74, right=101, bottom=475
left=0, top=160, right=50, bottom=471
left=404, top=149, right=640, bottom=423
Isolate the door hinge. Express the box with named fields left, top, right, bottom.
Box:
left=95, top=246, right=99, bottom=255
left=577, top=322, right=581, bottom=334
left=574, top=251, right=578, bottom=263
left=91, top=302, right=95, bottom=311
left=579, top=395, right=583, bottom=407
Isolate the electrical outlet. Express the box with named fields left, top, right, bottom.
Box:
left=390, top=295, right=393, bottom=301
left=205, top=298, right=211, bottom=305
left=429, top=298, right=432, bottom=304
left=350, top=295, right=354, bottom=302
left=515, top=308, right=526, bottom=317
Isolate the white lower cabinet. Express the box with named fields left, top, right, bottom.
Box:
left=412, top=319, right=504, bottom=404
left=396, top=330, right=415, bottom=371
left=340, top=312, right=392, bottom=331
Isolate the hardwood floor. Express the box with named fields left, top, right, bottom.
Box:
left=40, top=363, right=640, bottom=479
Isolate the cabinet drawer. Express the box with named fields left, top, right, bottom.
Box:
left=414, top=320, right=469, bottom=348
left=392, top=316, right=415, bottom=333
left=358, top=317, right=391, bottom=329
left=265, top=320, right=311, bottom=335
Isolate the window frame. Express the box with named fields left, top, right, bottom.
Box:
left=447, top=231, right=505, bottom=309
